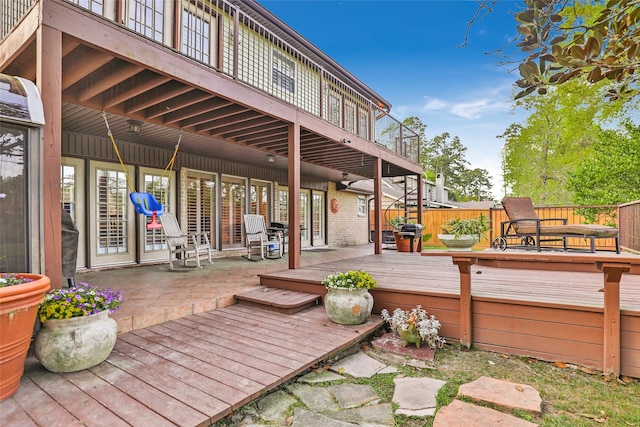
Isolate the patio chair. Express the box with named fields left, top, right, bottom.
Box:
left=494, top=197, right=620, bottom=253
left=160, top=212, right=213, bottom=270
left=243, top=214, right=283, bottom=260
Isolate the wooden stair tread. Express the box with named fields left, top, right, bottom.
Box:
left=235, top=287, right=321, bottom=313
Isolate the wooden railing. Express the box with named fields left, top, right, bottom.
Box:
left=2, top=0, right=419, bottom=164
left=374, top=204, right=624, bottom=252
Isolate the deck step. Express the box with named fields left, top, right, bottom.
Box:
left=234, top=287, right=322, bottom=314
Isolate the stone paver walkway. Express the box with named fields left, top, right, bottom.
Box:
left=215, top=344, right=543, bottom=426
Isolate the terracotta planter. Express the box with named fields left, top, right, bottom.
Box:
left=324, top=288, right=373, bottom=325
left=0, top=273, right=51, bottom=401
left=34, top=310, right=118, bottom=373
left=393, top=231, right=421, bottom=253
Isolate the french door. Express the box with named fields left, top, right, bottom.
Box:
left=89, top=161, right=136, bottom=267
left=221, top=175, right=245, bottom=249
left=185, top=171, right=217, bottom=250
left=139, top=167, right=176, bottom=263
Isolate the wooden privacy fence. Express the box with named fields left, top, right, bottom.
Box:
left=619, top=200, right=640, bottom=252
left=373, top=204, right=623, bottom=252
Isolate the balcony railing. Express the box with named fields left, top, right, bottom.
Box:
left=2, top=0, right=420, bottom=164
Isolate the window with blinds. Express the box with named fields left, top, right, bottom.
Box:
left=272, top=50, right=295, bottom=94
left=221, top=176, right=245, bottom=248
left=186, top=175, right=216, bottom=247
left=96, top=169, right=128, bottom=255
left=250, top=181, right=270, bottom=220
left=143, top=173, right=169, bottom=251
left=277, top=188, right=288, bottom=223
left=61, top=164, right=76, bottom=221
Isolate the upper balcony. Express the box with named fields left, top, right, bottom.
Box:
left=1, top=0, right=420, bottom=177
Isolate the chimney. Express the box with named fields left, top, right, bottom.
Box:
left=435, top=173, right=445, bottom=203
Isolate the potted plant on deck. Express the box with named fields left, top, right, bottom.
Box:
left=437, top=214, right=490, bottom=252
left=0, top=273, right=51, bottom=401
left=322, top=270, right=376, bottom=325
left=34, top=282, right=123, bottom=373
left=391, top=216, right=421, bottom=252
left=381, top=305, right=445, bottom=349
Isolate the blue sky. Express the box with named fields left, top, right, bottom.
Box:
left=259, top=0, right=527, bottom=199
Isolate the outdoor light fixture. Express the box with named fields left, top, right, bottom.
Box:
left=342, top=138, right=351, bottom=144
left=342, top=172, right=349, bottom=180
left=127, top=119, right=143, bottom=135
left=267, top=154, right=275, bottom=163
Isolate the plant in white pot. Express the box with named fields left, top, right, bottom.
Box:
left=322, top=270, right=376, bottom=325
left=34, top=282, right=123, bottom=373
left=437, top=214, right=490, bottom=251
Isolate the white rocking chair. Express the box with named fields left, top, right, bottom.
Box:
left=243, top=214, right=283, bottom=260
left=160, top=212, right=212, bottom=270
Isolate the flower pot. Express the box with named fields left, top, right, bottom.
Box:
left=0, top=273, right=50, bottom=401
left=398, top=327, right=423, bottom=348
left=393, top=231, right=421, bottom=253
left=324, top=288, right=373, bottom=325
left=437, top=234, right=479, bottom=252
left=34, top=310, right=117, bottom=373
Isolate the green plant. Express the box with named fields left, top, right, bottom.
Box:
left=0, top=273, right=34, bottom=287
left=380, top=305, right=445, bottom=349
left=322, top=270, right=377, bottom=291
left=440, top=214, right=490, bottom=240
left=389, top=216, right=406, bottom=229
left=38, top=282, right=123, bottom=323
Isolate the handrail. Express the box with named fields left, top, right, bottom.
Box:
left=6, top=0, right=421, bottom=164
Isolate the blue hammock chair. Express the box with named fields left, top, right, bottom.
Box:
left=129, top=192, right=164, bottom=229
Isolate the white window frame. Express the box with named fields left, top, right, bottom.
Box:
left=272, top=50, right=296, bottom=94
left=357, top=195, right=367, bottom=216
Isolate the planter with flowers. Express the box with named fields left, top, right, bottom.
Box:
left=0, top=273, right=51, bottom=401
left=321, top=270, right=376, bottom=325
left=34, top=282, right=123, bottom=373
left=380, top=305, right=445, bottom=349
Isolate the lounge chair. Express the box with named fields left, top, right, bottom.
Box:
left=243, top=214, right=283, bottom=260
left=160, top=212, right=213, bottom=269
left=493, top=197, right=620, bottom=253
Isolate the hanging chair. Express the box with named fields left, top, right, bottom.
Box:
left=129, top=192, right=164, bottom=229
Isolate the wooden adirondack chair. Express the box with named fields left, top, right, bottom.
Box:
left=243, top=214, right=283, bottom=260
left=160, top=212, right=213, bottom=270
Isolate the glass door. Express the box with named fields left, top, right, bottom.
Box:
left=186, top=171, right=217, bottom=250
left=300, top=189, right=310, bottom=248
left=221, top=175, right=245, bottom=249
left=312, top=191, right=325, bottom=245
left=89, top=161, right=136, bottom=267
left=139, top=167, right=175, bottom=262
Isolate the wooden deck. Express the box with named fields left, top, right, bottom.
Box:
left=259, top=251, right=640, bottom=378
left=1, top=305, right=382, bottom=427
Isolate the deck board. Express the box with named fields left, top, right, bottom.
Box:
left=1, top=305, right=382, bottom=426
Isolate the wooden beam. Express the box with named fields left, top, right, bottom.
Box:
left=373, top=157, right=382, bottom=254
left=451, top=256, right=477, bottom=349
left=597, top=261, right=631, bottom=377
left=288, top=122, right=301, bottom=270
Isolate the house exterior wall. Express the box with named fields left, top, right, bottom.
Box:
left=326, top=182, right=369, bottom=246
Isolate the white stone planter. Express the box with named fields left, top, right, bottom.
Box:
left=34, top=311, right=117, bottom=373
left=324, top=288, right=373, bottom=325
left=437, top=234, right=479, bottom=252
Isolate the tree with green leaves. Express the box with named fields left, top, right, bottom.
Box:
left=568, top=121, right=640, bottom=205
left=499, top=79, right=626, bottom=204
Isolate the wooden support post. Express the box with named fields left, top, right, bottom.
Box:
left=452, top=256, right=477, bottom=349
left=596, top=262, right=630, bottom=377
